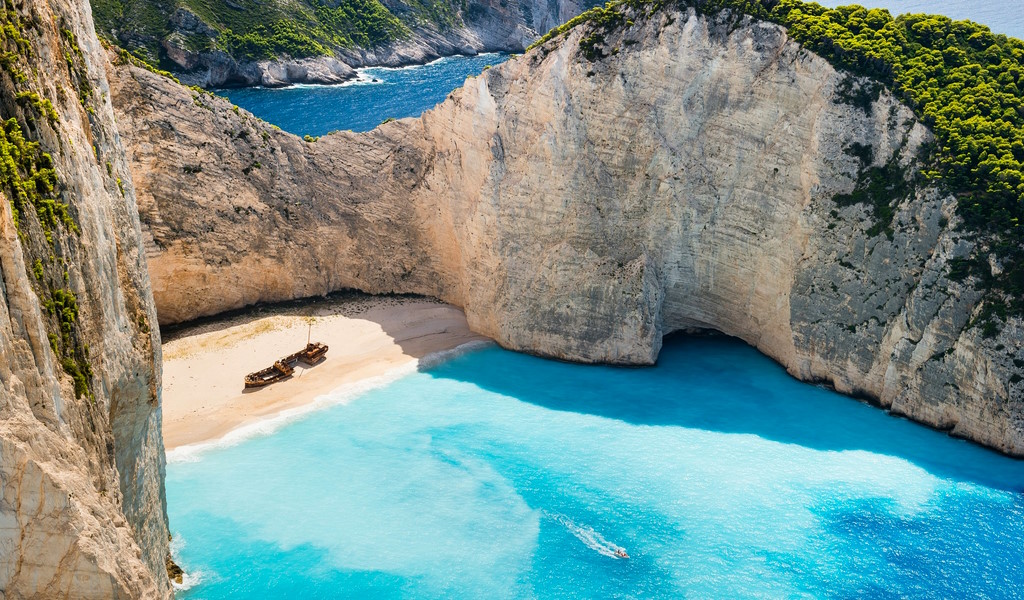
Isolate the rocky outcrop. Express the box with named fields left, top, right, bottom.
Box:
left=109, top=5, right=1023, bottom=455
left=0, top=0, right=171, bottom=596
left=175, top=52, right=359, bottom=89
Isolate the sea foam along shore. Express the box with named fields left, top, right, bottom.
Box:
left=162, top=295, right=491, bottom=458
left=166, top=339, right=492, bottom=464
left=216, top=52, right=505, bottom=91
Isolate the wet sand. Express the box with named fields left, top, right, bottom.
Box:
left=160, top=295, right=489, bottom=450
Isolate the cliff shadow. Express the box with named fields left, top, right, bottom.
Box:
left=158, top=293, right=1024, bottom=492
left=422, top=333, right=1024, bottom=493
left=160, top=290, right=475, bottom=359
left=158, top=290, right=390, bottom=344
left=159, top=290, right=484, bottom=395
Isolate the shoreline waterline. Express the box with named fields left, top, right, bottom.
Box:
left=166, top=339, right=493, bottom=463
left=224, top=52, right=510, bottom=92
left=213, top=52, right=510, bottom=136
left=160, top=294, right=490, bottom=453
left=166, top=337, right=1024, bottom=598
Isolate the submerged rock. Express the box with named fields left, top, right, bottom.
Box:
left=166, top=553, right=185, bottom=584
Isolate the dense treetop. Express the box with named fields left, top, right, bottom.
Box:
left=92, top=0, right=465, bottom=63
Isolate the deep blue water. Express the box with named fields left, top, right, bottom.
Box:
left=168, top=337, right=1024, bottom=599
left=216, top=53, right=507, bottom=137
left=213, top=2, right=1021, bottom=139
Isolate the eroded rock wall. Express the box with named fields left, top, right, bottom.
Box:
left=0, top=0, right=171, bottom=596
left=111, top=6, right=1022, bottom=455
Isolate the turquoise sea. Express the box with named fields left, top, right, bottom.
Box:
left=168, top=337, right=1024, bottom=598
left=176, top=3, right=1024, bottom=597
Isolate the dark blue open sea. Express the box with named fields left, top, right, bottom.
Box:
left=216, top=53, right=507, bottom=137
left=215, top=2, right=1022, bottom=139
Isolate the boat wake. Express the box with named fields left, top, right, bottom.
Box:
left=547, top=512, right=628, bottom=559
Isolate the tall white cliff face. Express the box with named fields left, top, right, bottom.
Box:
left=111, top=7, right=1021, bottom=455
left=0, top=0, right=171, bottom=596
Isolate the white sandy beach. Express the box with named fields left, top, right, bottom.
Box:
left=160, top=295, right=489, bottom=450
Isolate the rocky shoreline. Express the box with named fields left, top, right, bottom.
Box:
left=168, top=33, right=515, bottom=88
left=158, top=0, right=588, bottom=87
left=179, top=54, right=358, bottom=88
left=185, top=48, right=504, bottom=90
left=0, top=0, right=171, bottom=594
left=3, top=0, right=1022, bottom=595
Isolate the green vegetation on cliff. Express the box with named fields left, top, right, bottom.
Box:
left=2, top=1, right=98, bottom=398
left=93, top=0, right=468, bottom=65
left=211, top=0, right=410, bottom=61
left=536, top=0, right=1024, bottom=329
left=0, top=120, right=77, bottom=242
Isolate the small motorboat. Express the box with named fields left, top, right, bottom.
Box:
left=614, top=549, right=629, bottom=559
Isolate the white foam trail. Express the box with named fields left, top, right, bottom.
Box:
left=166, top=341, right=491, bottom=463
left=339, top=71, right=385, bottom=87
left=547, top=512, right=628, bottom=559
left=216, top=52, right=505, bottom=91
left=169, top=533, right=186, bottom=555
left=237, top=71, right=384, bottom=91
left=166, top=364, right=415, bottom=463
left=364, top=55, right=451, bottom=72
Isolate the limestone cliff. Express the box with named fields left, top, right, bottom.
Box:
left=0, top=0, right=171, bottom=596
left=110, top=6, right=1022, bottom=455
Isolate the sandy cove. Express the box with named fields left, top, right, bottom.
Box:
left=160, top=294, right=489, bottom=450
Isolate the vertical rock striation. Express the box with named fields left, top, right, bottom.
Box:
left=110, top=6, right=1022, bottom=455
left=0, top=0, right=171, bottom=596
